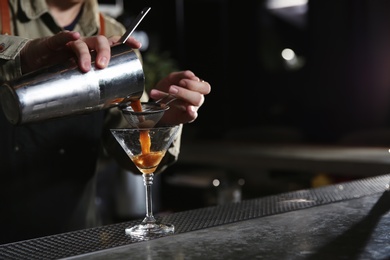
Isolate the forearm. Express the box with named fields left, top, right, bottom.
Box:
left=0, top=35, right=30, bottom=82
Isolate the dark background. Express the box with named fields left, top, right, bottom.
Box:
left=108, top=0, right=390, bottom=145
left=95, top=0, right=390, bottom=220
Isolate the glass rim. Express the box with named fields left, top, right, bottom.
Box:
left=110, top=125, right=180, bottom=131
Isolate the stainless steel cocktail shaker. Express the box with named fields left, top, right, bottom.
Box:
left=0, top=44, right=144, bottom=125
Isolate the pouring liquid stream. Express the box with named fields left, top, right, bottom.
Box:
left=130, top=100, right=151, bottom=154
left=129, top=100, right=166, bottom=174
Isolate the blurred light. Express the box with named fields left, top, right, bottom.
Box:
left=238, top=178, right=245, bottom=186
left=212, top=179, right=220, bottom=187
left=281, top=47, right=305, bottom=70
left=281, top=48, right=295, bottom=61
left=132, top=31, right=149, bottom=51
left=265, top=0, right=308, bottom=29
left=266, top=0, right=308, bottom=9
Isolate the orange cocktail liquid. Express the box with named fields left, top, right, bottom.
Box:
left=130, top=100, right=151, bottom=155
left=131, top=151, right=165, bottom=174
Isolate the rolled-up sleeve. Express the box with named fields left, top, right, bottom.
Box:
left=0, top=35, right=30, bottom=82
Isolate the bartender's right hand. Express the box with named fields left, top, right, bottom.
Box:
left=20, top=31, right=141, bottom=74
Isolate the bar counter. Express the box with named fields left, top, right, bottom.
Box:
left=1, top=174, right=390, bottom=259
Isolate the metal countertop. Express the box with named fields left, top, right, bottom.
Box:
left=1, top=174, right=390, bottom=260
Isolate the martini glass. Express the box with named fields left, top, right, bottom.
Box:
left=111, top=125, right=180, bottom=239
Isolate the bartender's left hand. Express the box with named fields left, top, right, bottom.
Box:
left=149, top=70, right=211, bottom=125
left=21, top=31, right=142, bottom=74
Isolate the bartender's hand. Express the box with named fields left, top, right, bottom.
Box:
left=149, top=70, right=211, bottom=125
left=20, top=31, right=141, bottom=74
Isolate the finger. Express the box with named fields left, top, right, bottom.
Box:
left=45, top=31, right=81, bottom=51
left=67, top=39, right=93, bottom=72
left=186, top=105, right=199, bottom=123
left=108, top=36, right=121, bottom=45
left=168, top=85, right=205, bottom=107
left=124, top=36, right=142, bottom=49
left=178, top=79, right=211, bottom=95
left=107, top=36, right=142, bottom=49
left=159, top=104, right=199, bottom=125
left=149, top=89, right=169, bottom=101
left=82, top=35, right=111, bottom=69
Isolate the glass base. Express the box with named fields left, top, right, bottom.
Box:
left=125, top=222, right=174, bottom=239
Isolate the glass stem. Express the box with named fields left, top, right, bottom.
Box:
left=143, top=173, right=156, bottom=224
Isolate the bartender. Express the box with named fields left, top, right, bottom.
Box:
left=0, top=0, right=210, bottom=244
